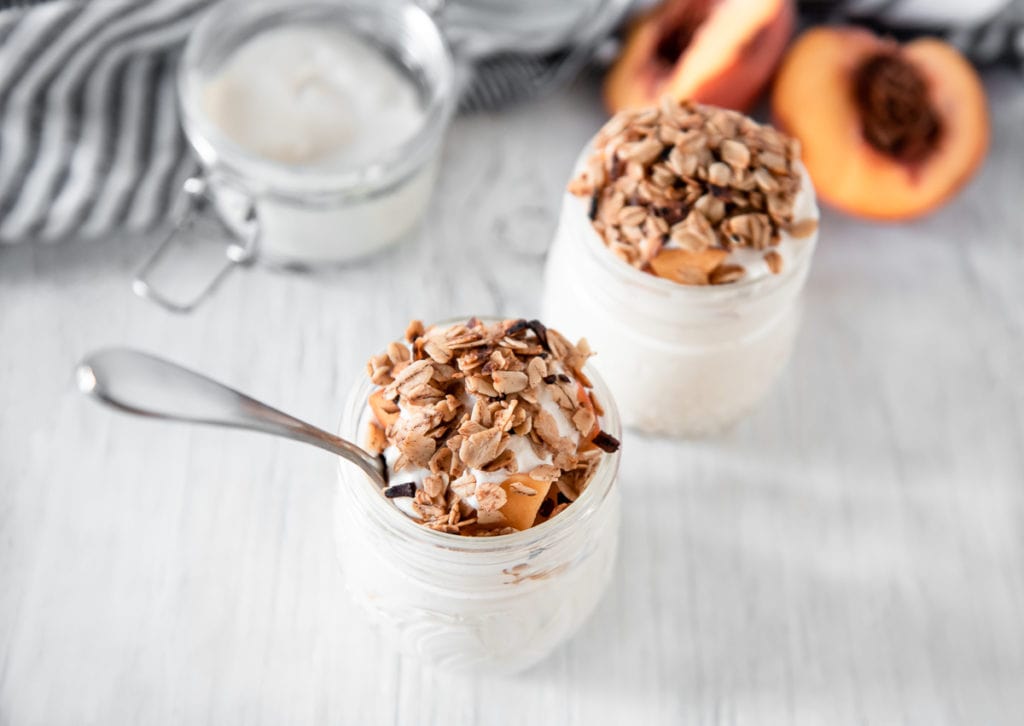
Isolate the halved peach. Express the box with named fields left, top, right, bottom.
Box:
left=771, top=27, right=989, bottom=220
left=605, top=0, right=795, bottom=113
left=500, top=474, right=554, bottom=531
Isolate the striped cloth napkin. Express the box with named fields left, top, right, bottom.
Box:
left=0, top=0, right=207, bottom=243
left=0, top=0, right=1021, bottom=245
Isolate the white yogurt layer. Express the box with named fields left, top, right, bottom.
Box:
left=201, top=26, right=424, bottom=168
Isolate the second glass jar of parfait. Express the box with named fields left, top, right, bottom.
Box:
left=543, top=141, right=820, bottom=438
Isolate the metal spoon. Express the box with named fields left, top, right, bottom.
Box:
left=75, top=348, right=386, bottom=487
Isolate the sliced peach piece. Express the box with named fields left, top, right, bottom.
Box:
left=605, top=0, right=794, bottom=113
left=368, top=389, right=399, bottom=428
left=499, top=474, right=554, bottom=531
left=574, top=383, right=601, bottom=440
left=772, top=27, right=989, bottom=220
left=648, top=247, right=728, bottom=285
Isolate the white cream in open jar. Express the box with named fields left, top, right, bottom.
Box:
left=334, top=318, right=622, bottom=674
left=542, top=103, right=820, bottom=437
left=178, top=0, right=454, bottom=265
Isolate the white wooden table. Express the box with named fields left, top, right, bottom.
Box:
left=2, top=72, right=1023, bottom=726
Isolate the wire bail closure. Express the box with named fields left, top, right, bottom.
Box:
left=133, top=176, right=259, bottom=314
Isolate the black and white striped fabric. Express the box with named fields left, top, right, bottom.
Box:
left=0, top=0, right=207, bottom=243
left=0, top=0, right=1021, bottom=245
left=801, top=0, right=1024, bottom=64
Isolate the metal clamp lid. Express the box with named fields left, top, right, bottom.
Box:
left=133, top=176, right=259, bottom=314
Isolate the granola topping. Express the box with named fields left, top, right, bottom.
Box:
left=568, top=99, right=818, bottom=286
left=363, top=318, right=619, bottom=537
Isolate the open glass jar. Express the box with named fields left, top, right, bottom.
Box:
left=135, top=0, right=455, bottom=312
left=334, top=354, right=622, bottom=675
left=542, top=141, right=820, bottom=438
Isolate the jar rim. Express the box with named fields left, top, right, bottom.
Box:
left=178, top=0, right=455, bottom=202
left=337, top=317, right=622, bottom=556
left=566, top=138, right=820, bottom=301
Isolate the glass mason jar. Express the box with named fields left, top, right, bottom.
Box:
left=135, top=0, right=455, bottom=312
left=542, top=141, right=820, bottom=438
left=334, top=358, right=622, bottom=675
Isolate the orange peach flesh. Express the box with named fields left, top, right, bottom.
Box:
left=772, top=28, right=989, bottom=220
left=499, top=474, right=554, bottom=531
left=606, top=0, right=794, bottom=113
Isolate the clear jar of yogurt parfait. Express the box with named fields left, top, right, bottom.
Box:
left=335, top=318, right=622, bottom=674
left=543, top=100, right=820, bottom=437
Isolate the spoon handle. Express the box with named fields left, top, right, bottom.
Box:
left=76, top=348, right=385, bottom=486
